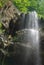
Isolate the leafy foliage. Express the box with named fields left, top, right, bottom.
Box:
left=0, top=22, right=3, bottom=34
left=13, top=0, right=30, bottom=13
left=13, top=0, right=44, bottom=17
left=0, top=0, right=44, bottom=17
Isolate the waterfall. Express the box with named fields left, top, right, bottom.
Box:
left=15, top=11, right=41, bottom=65
left=24, top=11, right=41, bottom=65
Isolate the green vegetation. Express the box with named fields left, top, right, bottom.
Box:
left=13, top=0, right=44, bottom=18
left=0, top=22, right=5, bottom=34
left=0, top=0, right=44, bottom=18
left=0, top=22, right=3, bottom=34
left=13, top=0, right=30, bottom=13
left=0, top=22, right=2, bottom=28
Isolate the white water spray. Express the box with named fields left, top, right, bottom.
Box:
left=24, top=11, right=41, bottom=65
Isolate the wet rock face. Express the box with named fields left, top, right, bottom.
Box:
left=6, top=13, right=25, bottom=36
left=39, top=17, right=44, bottom=28
left=40, top=28, right=44, bottom=65
left=1, top=1, right=20, bottom=29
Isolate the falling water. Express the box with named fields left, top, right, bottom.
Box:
left=14, top=11, right=41, bottom=65
left=24, top=11, right=41, bottom=65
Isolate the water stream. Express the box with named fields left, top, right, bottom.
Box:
left=23, top=11, right=41, bottom=65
